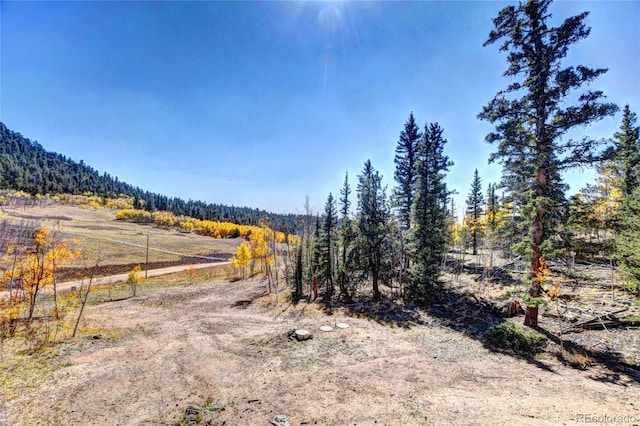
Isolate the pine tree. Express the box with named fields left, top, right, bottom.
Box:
left=611, top=106, right=640, bottom=293
left=615, top=188, right=640, bottom=294
left=613, top=105, right=640, bottom=198
left=311, top=214, right=322, bottom=282
left=318, top=193, right=338, bottom=303
left=465, top=169, right=485, bottom=255
left=393, top=113, right=422, bottom=294
left=407, top=123, right=452, bottom=303
left=479, top=0, right=618, bottom=326
left=393, top=112, right=422, bottom=230
left=338, top=172, right=356, bottom=301
left=357, top=160, right=390, bottom=301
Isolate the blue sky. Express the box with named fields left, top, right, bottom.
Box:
left=1, top=1, right=638, bottom=217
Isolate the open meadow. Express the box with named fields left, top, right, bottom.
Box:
left=1, top=204, right=241, bottom=280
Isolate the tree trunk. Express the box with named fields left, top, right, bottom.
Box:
left=524, top=305, right=539, bottom=327
left=525, top=96, right=549, bottom=327
left=372, top=251, right=381, bottom=301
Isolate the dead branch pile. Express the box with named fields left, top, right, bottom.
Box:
left=543, top=306, right=640, bottom=333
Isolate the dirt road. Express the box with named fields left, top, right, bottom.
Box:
left=0, top=261, right=230, bottom=300
left=53, top=261, right=231, bottom=292
left=3, top=278, right=638, bottom=425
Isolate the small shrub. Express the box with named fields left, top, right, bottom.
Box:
left=127, top=265, right=142, bottom=296
left=498, top=287, right=524, bottom=301
left=562, top=351, right=596, bottom=369
left=485, top=320, right=547, bottom=354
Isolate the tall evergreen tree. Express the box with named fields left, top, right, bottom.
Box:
left=407, top=123, right=452, bottom=303
left=338, top=172, right=356, bottom=301
left=393, top=112, right=422, bottom=230
left=318, top=193, right=338, bottom=303
left=393, top=113, right=422, bottom=293
left=610, top=106, right=640, bottom=294
left=479, top=0, right=618, bottom=326
left=311, top=213, right=322, bottom=288
left=357, top=160, right=390, bottom=301
left=465, top=169, right=485, bottom=255
left=613, top=105, right=640, bottom=198
left=615, top=188, right=640, bottom=294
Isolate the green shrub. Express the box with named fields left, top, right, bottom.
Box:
left=485, top=320, right=547, bottom=354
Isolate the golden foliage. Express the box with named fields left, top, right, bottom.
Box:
left=232, top=242, right=252, bottom=268
left=0, top=297, right=23, bottom=339
left=0, top=190, right=135, bottom=210
left=115, top=209, right=294, bottom=243
left=127, top=265, right=142, bottom=285
left=0, top=224, right=78, bottom=343
left=152, top=211, right=178, bottom=228
left=115, top=209, right=152, bottom=223
left=250, top=228, right=274, bottom=268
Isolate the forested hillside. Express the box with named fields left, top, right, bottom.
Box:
left=0, top=122, right=297, bottom=228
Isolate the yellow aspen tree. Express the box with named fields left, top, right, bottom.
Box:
left=20, top=226, right=53, bottom=326
left=18, top=225, right=77, bottom=328
left=250, top=229, right=275, bottom=290
left=127, top=265, right=142, bottom=297
left=231, top=241, right=252, bottom=278
left=46, top=225, right=78, bottom=320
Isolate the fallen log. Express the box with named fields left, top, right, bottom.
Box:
left=568, top=320, right=640, bottom=332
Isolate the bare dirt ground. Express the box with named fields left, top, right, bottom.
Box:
left=2, top=278, right=639, bottom=426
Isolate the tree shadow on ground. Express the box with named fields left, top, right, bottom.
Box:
left=534, top=327, right=640, bottom=384
left=342, top=283, right=640, bottom=385
left=344, top=301, right=425, bottom=328
left=444, top=258, right=522, bottom=287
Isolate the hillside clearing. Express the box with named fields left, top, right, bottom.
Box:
left=1, top=204, right=241, bottom=277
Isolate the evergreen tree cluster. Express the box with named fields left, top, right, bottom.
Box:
left=292, top=115, right=452, bottom=306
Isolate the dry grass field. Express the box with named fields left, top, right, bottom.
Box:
left=1, top=204, right=241, bottom=279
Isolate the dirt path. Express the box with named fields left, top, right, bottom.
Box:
left=52, top=261, right=231, bottom=293
left=3, top=278, right=638, bottom=425
left=0, top=261, right=230, bottom=300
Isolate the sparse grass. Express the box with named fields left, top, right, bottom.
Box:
left=0, top=321, right=128, bottom=405
left=73, top=264, right=234, bottom=305
left=559, top=350, right=597, bottom=370
left=76, top=325, right=127, bottom=341
left=173, top=398, right=222, bottom=426
left=498, top=287, right=525, bottom=301
left=485, top=320, right=547, bottom=354
left=0, top=344, right=62, bottom=401
left=561, top=269, right=598, bottom=282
